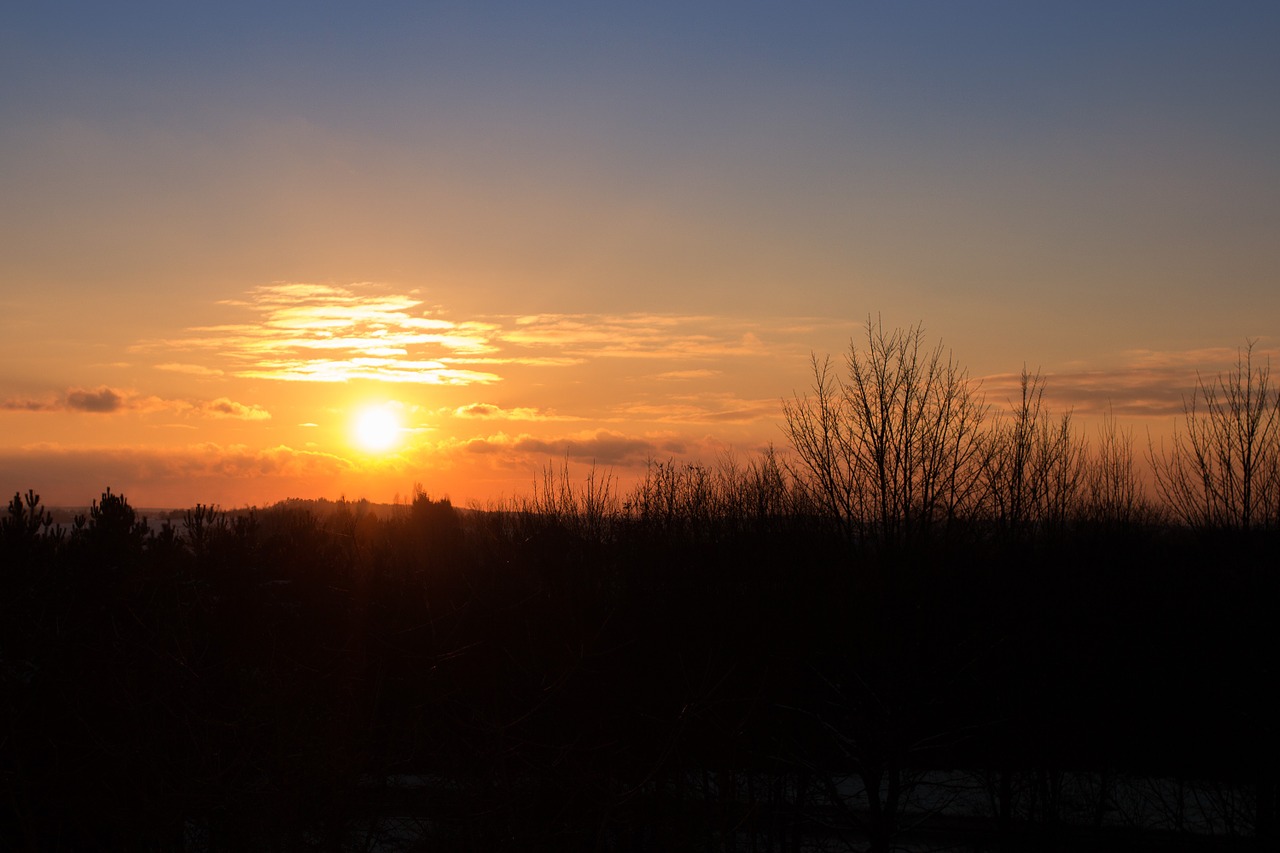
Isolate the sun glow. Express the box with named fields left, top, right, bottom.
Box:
left=353, top=405, right=402, bottom=452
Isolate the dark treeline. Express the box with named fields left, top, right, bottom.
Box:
left=2, top=322, right=1278, bottom=852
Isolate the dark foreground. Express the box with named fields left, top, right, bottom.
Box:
left=2, top=488, right=1277, bottom=851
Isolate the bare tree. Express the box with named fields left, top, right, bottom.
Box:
left=1084, top=406, right=1148, bottom=528
left=982, top=369, right=1087, bottom=535
left=1149, top=343, right=1280, bottom=531
left=783, top=319, right=988, bottom=543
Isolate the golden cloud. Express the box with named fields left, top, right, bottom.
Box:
left=142, top=283, right=503, bottom=385
left=138, top=284, right=834, bottom=390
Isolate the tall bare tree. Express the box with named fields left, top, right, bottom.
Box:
left=783, top=319, right=988, bottom=543
left=1149, top=343, right=1280, bottom=531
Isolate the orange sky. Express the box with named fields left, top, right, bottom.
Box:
left=3, top=3, right=1279, bottom=507
left=3, top=278, right=1271, bottom=508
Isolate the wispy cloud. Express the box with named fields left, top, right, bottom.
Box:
left=1, top=397, right=59, bottom=412
left=652, top=369, right=722, bottom=381
left=979, top=343, right=1280, bottom=417
left=450, top=403, right=581, bottom=422
left=499, top=314, right=770, bottom=360
left=1118, top=345, right=1277, bottom=370
left=155, top=362, right=225, bottom=377
left=440, top=355, right=586, bottom=368
left=140, top=283, right=502, bottom=385
left=137, top=283, right=843, bottom=389
left=616, top=392, right=781, bottom=424
left=455, top=429, right=687, bottom=467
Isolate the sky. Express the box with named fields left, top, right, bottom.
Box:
left=2, top=1, right=1279, bottom=508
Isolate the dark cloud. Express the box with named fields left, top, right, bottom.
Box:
left=508, top=430, right=681, bottom=465
left=3, top=387, right=273, bottom=420
left=462, top=430, right=666, bottom=465
left=65, top=387, right=125, bottom=413
left=1, top=398, right=58, bottom=412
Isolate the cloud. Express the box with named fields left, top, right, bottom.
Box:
left=3, top=387, right=141, bottom=414
left=617, top=392, right=781, bottom=424
left=441, top=355, right=586, bottom=367
left=978, top=344, right=1280, bottom=418
left=235, top=358, right=499, bottom=385
left=66, top=387, right=125, bottom=413
left=140, top=282, right=502, bottom=385
left=453, top=403, right=504, bottom=418
left=450, top=403, right=579, bottom=421
left=653, top=369, right=722, bottom=381
left=498, top=313, right=774, bottom=360
left=1, top=397, right=59, bottom=412
left=459, top=429, right=685, bottom=466
left=155, top=362, right=225, bottom=376
left=1, top=387, right=270, bottom=420
left=1118, top=344, right=1277, bottom=370
left=137, top=283, right=847, bottom=390
left=201, top=398, right=272, bottom=420
left=512, top=431, right=671, bottom=464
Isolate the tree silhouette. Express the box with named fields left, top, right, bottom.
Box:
left=1149, top=342, right=1280, bottom=531
left=982, top=368, right=1086, bottom=537
left=1083, top=407, right=1149, bottom=529
left=783, top=318, right=988, bottom=544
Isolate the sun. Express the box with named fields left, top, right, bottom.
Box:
left=353, top=405, right=402, bottom=452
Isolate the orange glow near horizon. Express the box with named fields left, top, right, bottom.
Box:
left=0, top=280, right=1271, bottom=510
